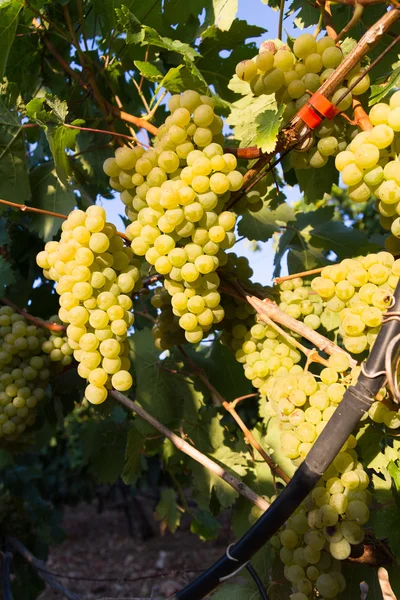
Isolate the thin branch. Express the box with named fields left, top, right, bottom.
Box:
left=132, top=77, right=151, bottom=113
left=178, top=347, right=291, bottom=484
left=274, top=267, right=325, bottom=284
left=321, top=0, right=337, bottom=39
left=230, top=393, right=259, bottom=409
left=33, top=20, right=158, bottom=137
left=0, top=199, right=130, bottom=243
left=110, top=390, right=270, bottom=511
left=143, top=90, right=168, bottom=121
left=313, top=6, right=324, bottom=38
left=0, top=298, right=66, bottom=332
left=352, top=98, right=374, bottom=131
left=223, top=147, right=262, bottom=159
left=135, top=310, right=157, bottom=324
left=76, top=0, right=89, bottom=52
left=63, top=122, right=147, bottom=145
left=334, top=1, right=364, bottom=42
left=278, top=0, right=285, bottom=40
left=7, top=538, right=81, bottom=600
left=246, top=294, right=357, bottom=367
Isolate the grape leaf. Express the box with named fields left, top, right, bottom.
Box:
left=0, top=98, right=30, bottom=203
left=156, top=64, right=208, bottom=94
left=310, top=221, right=379, bottom=260
left=288, top=0, right=320, bottom=29
left=155, top=488, right=181, bottom=533
left=212, top=582, right=260, bottom=600
left=320, top=308, right=341, bottom=332
left=213, top=0, right=238, bottom=31
left=28, top=163, right=76, bottom=241
left=116, top=7, right=200, bottom=61
left=388, top=460, right=400, bottom=492
left=227, top=93, right=277, bottom=147
left=0, top=0, right=21, bottom=78
left=163, top=0, right=210, bottom=25
left=370, top=506, right=400, bottom=560
left=369, top=67, right=400, bottom=106
left=133, top=60, right=163, bottom=82
left=190, top=509, right=221, bottom=540
left=295, top=160, right=339, bottom=203
left=253, top=106, right=285, bottom=154
left=238, top=201, right=294, bottom=242
left=204, top=338, right=253, bottom=401
left=122, top=426, right=146, bottom=485
left=130, top=329, right=185, bottom=433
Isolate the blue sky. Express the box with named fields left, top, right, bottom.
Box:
left=102, top=2, right=315, bottom=284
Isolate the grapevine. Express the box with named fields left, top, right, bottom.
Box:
left=1, top=3, right=400, bottom=600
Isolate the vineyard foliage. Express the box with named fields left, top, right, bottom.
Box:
left=1, top=0, right=400, bottom=598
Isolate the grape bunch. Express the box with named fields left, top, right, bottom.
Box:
left=272, top=441, right=370, bottom=599
left=278, top=278, right=324, bottom=331
left=368, top=387, right=400, bottom=430
left=0, top=306, right=51, bottom=440
left=265, top=355, right=351, bottom=462
left=234, top=321, right=303, bottom=396
left=310, top=252, right=399, bottom=354
left=104, top=90, right=243, bottom=344
left=151, top=286, right=186, bottom=350
left=41, top=317, right=73, bottom=368
left=36, top=206, right=141, bottom=404
left=334, top=92, right=400, bottom=237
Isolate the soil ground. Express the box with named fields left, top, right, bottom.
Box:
left=37, top=500, right=232, bottom=600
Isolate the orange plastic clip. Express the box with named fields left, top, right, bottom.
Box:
left=308, top=92, right=339, bottom=120
left=297, top=92, right=339, bottom=130
left=297, top=105, right=322, bottom=129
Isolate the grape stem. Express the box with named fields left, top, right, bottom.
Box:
left=278, top=0, right=285, bottom=40
left=177, top=346, right=291, bottom=484
left=0, top=298, right=66, bottom=332
left=0, top=198, right=130, bottom=243
left=110, top=389, right=271, bottom=511
left=274, top=267, right=325, bottom=284
left=7, top=537, right=82, bottom=600
left=351, top=99, right=373, bottom=131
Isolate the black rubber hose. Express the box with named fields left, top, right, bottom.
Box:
left=174, top=282, right=400, bottom=600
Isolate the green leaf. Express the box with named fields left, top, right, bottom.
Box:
left=238, top=202, right=294, bottom=242
left=155, top=488, right=181, bottom=533
left=26, top=97, right=81, bottom=186
left=310, top=220, right=379, bottom=260
left=295, top=160, right=339, bottom=203
left=369, top=67, right=400, bottom=106
left=388, top=460, right=400, bottom=492
left=340, top=37, right=357, bottom=57
left=130, top=329, right=184, bottom=433
left=0, top=256, right=15, bottom=296
left=227, top=93, right=277, bottom=147
left=370, top=506, right=400, bottom=560
left=190, top=445, right=248, bottom=509
left=117, top=7, right=200, bottom=61
left=0, top=98, right=30, bottom=203
left=156, top=64, right=208, bottom=94
left=213, top=0, right=238, bottom=31
left=289, top=0, right=320, bottom=29
left=133, top=60, right=163, bottom=82
left=0, top=1, right=22, bottom=78
left=28, top=163, right=76, bottom=241
left=190, top=509, right=221, bottom=541
left=356, top=424, right=388, bottom=473
left=212, top=581, right=260, bottom=600
left=163, top=0, right=210, bottom=25
left=204, top=339, right=253, bottom=402
left=122, top=426, right=146, bottom=484
left=253, top=105, right=285, bottom=154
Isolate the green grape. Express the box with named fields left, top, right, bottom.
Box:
left=293, top=34, right=317, bottom=59
left=331, top=88, right=352, bottom=111
left=322, top=47, right=343, bottom=69
left=274, top=50, right=295, bottom=72
left=354, top=143, right=380, bottom=169
left=235, top=60, right=258, bottom=82
left=317, top=136, right=338, bottom=156
left=304, top=53, right=323, bottom=73
left=341, top=164, right=363, bottom=186
left=262, top=69, right=285, bottom=94
left=256, top=51, right=274, bottom=72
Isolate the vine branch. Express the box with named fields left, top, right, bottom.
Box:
left=7, top=537, right=82, bottom=600
left=178, top=346, right=291, bottom=484
left=0, top=199, right=130, bottom=243
left=1, top=546, right=13, bottom=600
left=0, top=298, right=66, bottom=332
left=110, top=390, right=270, bottom=511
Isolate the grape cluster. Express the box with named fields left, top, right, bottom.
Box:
left=234, top=322, right=302, bottom=395
left=265, top=355, right=350, bottom=462
left=0, top=306, right=50, bottom=439
left=41, top=317, right=73, bottom=368
left=36, top=206, right=141, bottom=404
left=272, top=442, right=370, bottom=599
left=311, top=252, right=399, bottom=354
left=279, top=278, right=323, bottom=331
left=104, top=91, right=243, bottom=343
left=151, top=286, right=186, bottom=350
